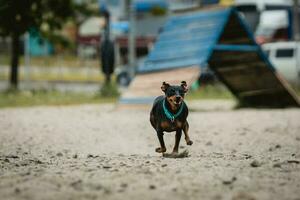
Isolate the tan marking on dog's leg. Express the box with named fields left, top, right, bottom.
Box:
left=156, top=131, right=167, bottom=153
left=172, top=130, right=182, bottom=153
left=183, top=121, right=193, bottom=145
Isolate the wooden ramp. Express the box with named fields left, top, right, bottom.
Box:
left=119, top=66, right=200, bottom=107
left=209, top=49, right=300, bottom=107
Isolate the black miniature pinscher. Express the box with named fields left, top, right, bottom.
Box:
left=150, top=81, right=193, bottom=155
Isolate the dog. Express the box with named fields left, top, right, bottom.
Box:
left=150, top=81, right=193, bottom=155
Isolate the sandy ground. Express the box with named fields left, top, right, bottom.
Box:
left=0, top=100, right=300, bottom=200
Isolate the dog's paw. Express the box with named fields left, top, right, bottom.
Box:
left=186, top=140, right=193, bottom=146
left=155, top=147, right=166, bottom=153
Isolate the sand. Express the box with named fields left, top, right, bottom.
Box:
left=0, top=100, right=299, bottom=200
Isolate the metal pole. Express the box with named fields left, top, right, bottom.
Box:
left=128, top=0, right=136, bottom=78
left=115, top=42, right=121, bottom=66
left=293, top=0, right=300, bottom=41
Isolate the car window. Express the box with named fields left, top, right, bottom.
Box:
left=236, top=5, right=257, bottom=12
left=275, top=48, right=294, bottom=58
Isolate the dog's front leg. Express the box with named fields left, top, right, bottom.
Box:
left=155, top=130, right=166, bottom=153
left=172, top=129, right=182, bottom=154
left=183, top=121, right=193, bottom=145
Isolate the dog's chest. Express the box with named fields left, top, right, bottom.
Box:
left=160, top=120, right=183, bottom=131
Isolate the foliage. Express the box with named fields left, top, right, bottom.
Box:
left=150, top=6, right=167, bottom=16
left=0, top=0, right=97, bottom=43
left=0, top=0, right=98, bottom=88
left=0, top=0, right=70, bottom=36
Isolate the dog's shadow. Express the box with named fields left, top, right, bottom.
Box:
left=162, top=150, right=189, bottom=158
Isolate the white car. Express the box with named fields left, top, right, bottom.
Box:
left=262, top=41, right=300, bottom=86
left=255, top=10, right=289, bottom=44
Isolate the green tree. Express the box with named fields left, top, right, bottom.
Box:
left=0, top=0, right=97, bottom=89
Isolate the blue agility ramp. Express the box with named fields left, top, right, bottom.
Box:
left=139, top=8, right=230, bottom=73
left=121, top=7, right=300, bottom=107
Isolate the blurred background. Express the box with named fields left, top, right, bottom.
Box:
left=0, top=0, right=299, bottom=107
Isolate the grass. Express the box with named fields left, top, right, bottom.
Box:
left=0, top=72, right=104, bottom=82
left=0, top=71, right=104, bottom=83
left=0, top=54, right=99, bottom=68
left=0, top=84, right=233, bottom=109
left=294, top=87, right=300, bottom=96
left=0, top=83, right=297, bottom=109
left=26, top=72, right=103, bottom=82
left=100, top=82, right=120, bottom=97
left=0, top=55, right=103, bottom=82
left=187, top=84, right=234, bottom=100
left=0, top=89, right=118, bottom=109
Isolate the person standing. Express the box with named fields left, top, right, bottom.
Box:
left=100, top=7, right=115, bottom=84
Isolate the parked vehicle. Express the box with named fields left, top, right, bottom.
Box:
left=235, top=0, right=293, bottom=38
left=235, top=0, right=262, bottom=31
left=262, top=41, right=300, bottom=86
left=255, top=10, right=290, bottom=44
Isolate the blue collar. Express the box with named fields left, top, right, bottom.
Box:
left=163, top=99, right=184, bottom=122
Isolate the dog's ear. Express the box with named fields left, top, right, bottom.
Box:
left=161, top=82, right=170, bottom=93
left=181, top=81, right=188, bottom=93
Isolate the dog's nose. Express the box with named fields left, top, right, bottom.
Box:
left=176, top=96, right=181, bottom=101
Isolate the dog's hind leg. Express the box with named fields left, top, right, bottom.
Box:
left=155, top=130, right=166, bottom=153
left=183, top=121, right=193, bottom=145
left=172, top=129, right=182, bottom=153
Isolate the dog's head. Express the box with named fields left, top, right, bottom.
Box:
left=161, top=81, right=188, bottom=109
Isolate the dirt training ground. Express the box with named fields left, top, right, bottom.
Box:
left=0, top=101, right=300, bottom=200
